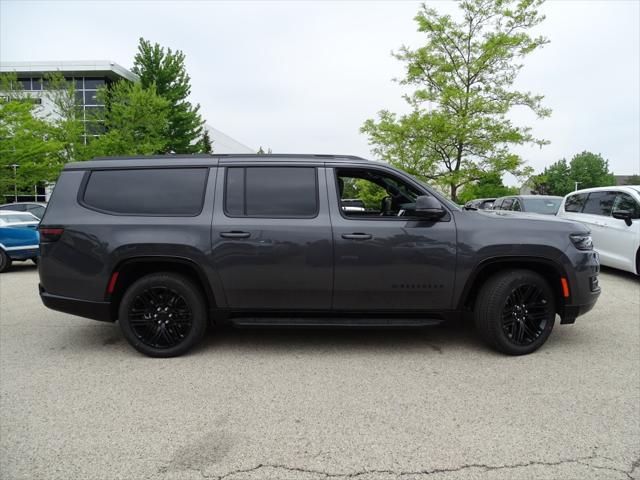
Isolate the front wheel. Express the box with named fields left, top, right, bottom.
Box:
left=474, top=270, right=556, bottom=355
left=0, top=249, right=12, bottom=273
left=118, top=273, right=208, bottom=357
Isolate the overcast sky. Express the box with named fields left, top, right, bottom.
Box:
left=1, top=0, right=639, bottom=182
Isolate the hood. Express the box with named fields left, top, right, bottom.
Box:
left=476, top=210, right=590, bottom=232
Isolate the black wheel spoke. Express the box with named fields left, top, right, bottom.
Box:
left=501, top=283, right=550, bottom=346
left=128, top=286, right=193, bottom=349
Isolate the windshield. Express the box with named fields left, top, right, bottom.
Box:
left=0, top=213, right=37, bottom=224
left=523, top=197, right=562, bottom=215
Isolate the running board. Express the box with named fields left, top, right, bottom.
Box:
left=230, top=317, right=444, bottom=328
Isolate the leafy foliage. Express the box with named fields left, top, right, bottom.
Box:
left=201, top=129, right=213, bottom=154
left=86, top=81, right=170, bottom=158
left=532, top=151, right=615, bottom=195
left=361, top=0, right=550, bottom=202
left=458, top=172, right=519, bottom=203
left=341, top=178, right=388, bottom=210
left=132, top=38, right=205, bottom=154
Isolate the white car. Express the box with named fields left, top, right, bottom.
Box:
left=557, top=186, right=640, bottom=275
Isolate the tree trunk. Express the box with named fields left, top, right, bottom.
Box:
left=450, top=184, right=458, bottom=203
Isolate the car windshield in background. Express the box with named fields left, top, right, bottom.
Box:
left=523, top=198, right=562, bottom=214
left=0, top=214, right=37, bottom=224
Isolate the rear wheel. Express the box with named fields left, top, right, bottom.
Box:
left=0, top=249, right=12, bottom=273
left=474, top=270, right=556, bottom=355
left=118, top=272, right=208, bottom=357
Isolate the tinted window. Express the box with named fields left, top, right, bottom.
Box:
left=83, top=168, right=208, bottom=215
left=512, top=200, right=522, bottom=211
left=522, top=197, right=562, bottom=215
left=0, top=204, right=26, bottom=211
left=225, top=167, right=317, bottom=217
left=582, top=191, right=616, bottom=216
left=225, top=167, right=244, bottom=216
left=613, top=193, right=640, bottom=219
left=500, top=198, right=514, bottom=210
left=492, top=199, right=503, bottom=210
left=564, top=193, right=587, bottom=212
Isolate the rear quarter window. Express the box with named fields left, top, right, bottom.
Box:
left=82, top=168, right=208, bottom=216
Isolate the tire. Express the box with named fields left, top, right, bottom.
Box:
left=474, top=269, right=556, bottom=355
left=0, top=249, right=12, bottom=273
left=118, top=272, right=208, bottom=357
left=32, top=257, right=39, bottom=265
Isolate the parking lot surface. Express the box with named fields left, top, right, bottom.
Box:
left=1, top=264, right=639, bottom=480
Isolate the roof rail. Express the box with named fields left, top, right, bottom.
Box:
left=91, top=153, right=370, bottom=161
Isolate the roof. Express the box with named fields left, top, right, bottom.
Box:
left=64, top=154, right=374, bottom=170
left=0, top=60, right=138, bottom=82
left=566, top=185, right=640, bottom=196
left=205, top=125, right=254, bottom=154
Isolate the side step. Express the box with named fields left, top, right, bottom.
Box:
left=230, top=317, right=444, bottom=328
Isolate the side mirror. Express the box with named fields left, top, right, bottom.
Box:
left=612, top=209, right=633, bottom=226
left=415, top=195, right=446, bottom=220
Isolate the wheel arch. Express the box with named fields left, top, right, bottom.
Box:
left=459, top=256, right=568, bottom=313
left=107, top=256, right=217, bottom=322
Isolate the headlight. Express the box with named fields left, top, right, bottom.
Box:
left=570, top=233, right=593, bottom=251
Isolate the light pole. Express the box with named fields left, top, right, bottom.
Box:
left=5, top=164, right=19, bottom=202
left=574, top=181, right=581, bottom=192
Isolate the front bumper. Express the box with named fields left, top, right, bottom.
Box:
left=559, top=250, right=601, bottom=324
left=39, top=285, right=113, bottom=322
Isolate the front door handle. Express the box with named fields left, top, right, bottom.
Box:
left=220, top=231, right=251, bottom=239
left=342, top=233, right=372, bottom=240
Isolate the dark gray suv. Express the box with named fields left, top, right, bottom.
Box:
left=38, top=154, right=600, bottom=357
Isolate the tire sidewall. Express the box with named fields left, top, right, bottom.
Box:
left=0, top=249, right=11, bottom=273
left=118, top=274, right=207, bottom=357
left=479, top=271, right=556, bottom=355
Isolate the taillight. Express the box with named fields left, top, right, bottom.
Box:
left=39, top=227, right=64, bottom=242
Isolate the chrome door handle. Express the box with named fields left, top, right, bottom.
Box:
left=220, top=231, right=251, bottom=239
left=341, top=233, right=372, bottom=240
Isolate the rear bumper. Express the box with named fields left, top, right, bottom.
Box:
left=39, top=285, right=113, bottom=322
left=8, top=247, right=39, bottom=260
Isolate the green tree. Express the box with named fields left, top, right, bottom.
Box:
left=0, top=98, right=63, bottom=198
left=533, top=152, right=615, bottom=195
left=132, top=38, right=204, bottom=154
left=458, top=172, right=518, bottom=203
left=361, top=0, right=550, bottom=202
left=42, top=73, right=89, bottom=163
left=201, top=129, right=213, bottom=154
left=86, top=81, right=169, bottom=157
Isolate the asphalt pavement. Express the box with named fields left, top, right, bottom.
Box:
left=1, top=263, right=638, bottom=480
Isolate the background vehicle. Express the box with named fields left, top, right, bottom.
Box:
left=38, top=154, right=600, bottom=357
left=0, top=202, right=47, bottom=220
left=492, top=195, right=563, bottom=215
left=464, top=198, right=496, bottom=210
left=0, top=211, right=40, bottom=272
left=557, top=186, right=640, bottom=275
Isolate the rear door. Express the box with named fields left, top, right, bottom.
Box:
left=602, top=192, right=640, bottom=271
left=578, top=191, right=617, bottom=264
left=210, top=162, right=333, bottom=310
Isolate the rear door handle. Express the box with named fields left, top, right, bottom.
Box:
left=342, top=233, right=372, bottom=240
left=220, top=231, right=251, bottom=239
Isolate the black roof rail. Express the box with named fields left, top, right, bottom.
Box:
left=91, top=153, right=370, bottom=161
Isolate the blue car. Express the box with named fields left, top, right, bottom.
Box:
left=0, top=211, right=40, bottom=272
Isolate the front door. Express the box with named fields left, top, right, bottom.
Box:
left=211, top=164, right=333, bottom=310
left=328, top=165, right=457, bottom=311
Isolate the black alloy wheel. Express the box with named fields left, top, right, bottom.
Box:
left=118, top=273, right=207, bottom=357
left=475, top=270, right=556, bottom=355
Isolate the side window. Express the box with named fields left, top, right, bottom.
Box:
left=492, top=199, right=503, bottom=210
left=335, top=168, right=422, bottom=218
left=82, top=168, right=208, bottom=215
left=501, top=198, right=514, bottom=210
left=582, top=191, right=617, bottom=216
left=512, top=200, right=522, bottom=211
left=564, top=193, right=588, bottom=213
left=613, top=193, right=640, bottom=219
left=224, top=167, right=318, bottom=218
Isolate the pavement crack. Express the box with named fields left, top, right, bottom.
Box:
left=200, top=452, right=640, bottom=479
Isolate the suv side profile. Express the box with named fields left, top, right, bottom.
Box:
left=38, top=155, right=600, bottom=357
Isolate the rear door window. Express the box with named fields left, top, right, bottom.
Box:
left=564, top=193, right=588, bottom=212
left=501, top=198, right=514, bottom=210
left=582, top=191, right=617, bottom=216
left=224, top=167, right=318, bottom=218
left=82, top=168, right=208, bottom=215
